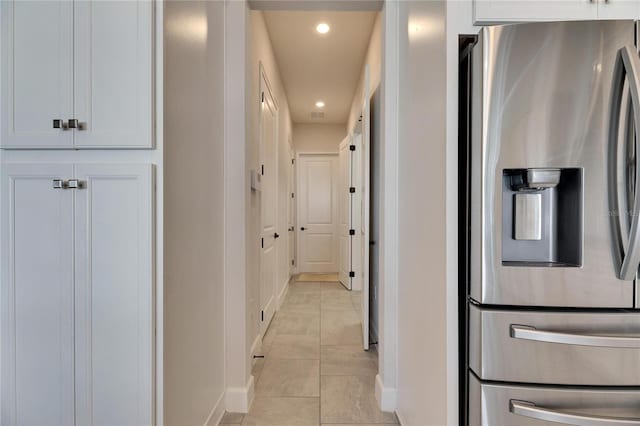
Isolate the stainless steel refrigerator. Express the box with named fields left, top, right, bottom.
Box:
left=460, top=20, right=640, bottom=425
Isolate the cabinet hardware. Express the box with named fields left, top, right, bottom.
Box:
left=274, top=232, right=280, bottom=239
left=52, top=179, right=66, bottom=189
left=67, top=179, right=84, bottom=189
left=68, top=119, right=86, bottom=130
left=53, top=119, right=68, bottom=130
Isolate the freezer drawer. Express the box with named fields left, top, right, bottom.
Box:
left=469, top=374, right=640, bottom=426
left=470, top=304, right=640, bottom=386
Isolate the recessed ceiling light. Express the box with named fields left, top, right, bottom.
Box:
left=315, top=101, right=325, bottom=108
left=316, top=23, right=330, bottom=34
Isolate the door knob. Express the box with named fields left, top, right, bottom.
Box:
left=300, top=227, right=306, bottom=231
left=274, top=233, right=280, bottom=239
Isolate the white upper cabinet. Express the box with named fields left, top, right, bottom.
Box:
left=0, top=0, right=154, bottom=149
left=1, top=1, right=74, bottom=148
left=474, top=0, right=638, bottom=24
left=74, top=1, right=153, bottom=148
left=597, top=0, right=640, bottom=20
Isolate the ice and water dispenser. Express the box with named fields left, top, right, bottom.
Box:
left=502, top=168, right=583, bottom=267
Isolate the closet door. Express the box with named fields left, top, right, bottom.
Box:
left=0, top=1, right=74, bottom=148
left=74, top=1, right=154, bottom=148
left=1, top=164, right=75, bottom=426
left=74, top=164, right=153, bottom=425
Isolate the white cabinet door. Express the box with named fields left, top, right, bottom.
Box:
left=1, top=1, right=74, bottom=148
left=74, top=164, right=153, bottom=426
left=74, top=1, right=154, bottom=148
left=597, top=0, right=640, bottom=19
left=474, top=0, right=597, bottom=23
left=1, top=164, right=75, bottom=426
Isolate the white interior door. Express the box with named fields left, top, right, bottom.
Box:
left=1, top=0, right=74, bottom=148
left=288, top=143, right=296, bottom=276
left=338, top=137, right=353, bottom=289
left=359, top=66, right=371, bottom=351
left=260, top=79, right=278, bottom=335
left=298, top=154, right=338, bottom=273
left=1, top=164, right=75, bottom=426
left=74, top=164, right=153, bottom=426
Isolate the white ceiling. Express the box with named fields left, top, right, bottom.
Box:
left=263, top=11, right=377, bottom=124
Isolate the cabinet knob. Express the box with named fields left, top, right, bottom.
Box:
left=53, top=119, right=68, bottom=130
left=67, top=179, right=84, bottom=189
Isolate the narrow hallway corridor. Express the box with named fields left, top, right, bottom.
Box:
left=221, top=277, right=398, bottom=425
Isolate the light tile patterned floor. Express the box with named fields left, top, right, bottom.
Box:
left=221, top=278, right=398, bottom=426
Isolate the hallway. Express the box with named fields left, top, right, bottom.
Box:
left=221, top=277, right=398, bottom=425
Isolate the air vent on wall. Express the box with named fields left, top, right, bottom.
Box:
left=310, top=111, right=325, bottom=119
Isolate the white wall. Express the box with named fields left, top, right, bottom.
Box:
left=248, top=10, right=294, bottom=357
left=347, top=12, right=382, bottom=133
left=163, top=1, right=226, bottom=424
left=395, top=1, right=449, bottom=425
left=293, top=123, right=347, bottom=153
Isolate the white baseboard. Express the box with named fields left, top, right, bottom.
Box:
left=203, top=391, right=225, bottom=426
left=276, top=278, right=290, bottom=309
left=225, top=375, right=255, bottom=413
left=375, top=374, right=397, bottom=412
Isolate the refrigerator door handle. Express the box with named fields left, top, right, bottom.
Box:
left=609, top=45, right=640, bottom=280
left=510, top=324, right=640, bottom=348
left=510, top=400, right=640, bottom=425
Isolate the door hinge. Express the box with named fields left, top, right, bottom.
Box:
left=261, top=238, right=264, bottom=248
left=291, top=192, right=295, bottom=198
left=261, top=92, right=264, bottom=102
left=349, top=229, right=355, bottom=236
left=349, top=271, right=355, bottom=278
left=261, top=164, right=264, bottom=176
left=291, top=259, right=295, bottom=266
left=349, top=187, right=356, bottom=193
left=261, top=310, right=264, bottom=321
left=350, top=144, right=356, bottom=151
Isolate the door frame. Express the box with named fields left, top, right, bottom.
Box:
left=288, top=138, right=297, bottom=276
left=296, top=152, right=339, bottom=274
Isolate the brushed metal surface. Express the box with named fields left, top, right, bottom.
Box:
left=514, top=193, right=541, bottom=240
left=470, top=304, right=640, bottom=386
left=510, top=400, right=640, bottom=425
left=470, top=20, right=636, bottom=307
left=469, top=374, right=640, bottom=426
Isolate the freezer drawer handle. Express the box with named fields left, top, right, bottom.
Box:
left=510, top=325, right=640, bottom=348
left=510, top=400, right=640, bottom=425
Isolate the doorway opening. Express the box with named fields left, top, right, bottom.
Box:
left=228, top=5, right=393, bottom=424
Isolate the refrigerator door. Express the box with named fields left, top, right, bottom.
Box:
left=469, top=304, right=640, bottom=386
left=470, top=21, right=638, bottom=307
left=469, top=374, right=640, bottom=426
